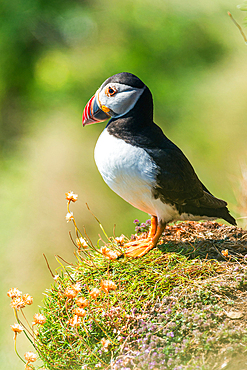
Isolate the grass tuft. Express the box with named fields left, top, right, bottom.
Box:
left=35, top=217, right=247, bottom=370
left=36, top=248, right=221, bottom=369
left=8, top=194, right=247, bottom=369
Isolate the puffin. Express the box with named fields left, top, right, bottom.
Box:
left=82, top=72, right=236, bottom=257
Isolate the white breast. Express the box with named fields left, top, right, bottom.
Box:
left=94, top=129, right=179, bottom=222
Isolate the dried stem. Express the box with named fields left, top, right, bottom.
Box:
left=43, top=253, right=54, bottom=278
left=228, top=11, right=247, bottom=44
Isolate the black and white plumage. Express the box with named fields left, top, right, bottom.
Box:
left=82, top=72, right=236, bottom=257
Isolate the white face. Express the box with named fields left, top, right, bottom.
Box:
left=96, top=82, right=145, bottom=118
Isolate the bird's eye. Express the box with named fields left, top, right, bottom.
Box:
left=105, top=86, right=117, bottom=97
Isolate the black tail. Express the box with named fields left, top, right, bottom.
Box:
left=220, top=208, right=237, bottom=226
left=179, top=203, right=237, bottom=226
left=205, top=206, right=237, bottom=226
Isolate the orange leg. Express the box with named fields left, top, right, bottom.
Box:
left=125, top=215, right=157, bottom=247
left=125, top=220, right=166, bottom=258
left=148, top=216, right=157, bottom=238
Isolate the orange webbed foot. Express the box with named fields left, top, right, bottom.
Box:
left=124, top=236, right=150, bottom=248
left=124, top=217, right=166, bottom=258
left=125, top=238, right=155, bottom=258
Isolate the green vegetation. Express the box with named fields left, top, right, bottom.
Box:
left=36, top=249, right=245, bottom=370
left=9, top=196, right=247, bottom=369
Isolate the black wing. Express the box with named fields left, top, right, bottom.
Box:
left=146, top=144, right=226, bottom=208
left=142, top=124, right=236, bottom=225
left=137, top=123, right=217, bottom=204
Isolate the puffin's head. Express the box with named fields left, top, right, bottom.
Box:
left=82, top=72, right=146, bottom=126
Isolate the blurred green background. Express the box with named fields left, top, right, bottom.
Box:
left=1, top=0, right=247, bottom=368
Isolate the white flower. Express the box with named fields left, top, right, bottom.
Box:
left=10, top=297, right=26, bottom=310
left=89, top=288, right=100, bottom=299
left=115, top=235, right=125, bottom=244
left=32, top=313, right=46, bottom=325
left=76, top=297, right=89, bottom=308
left=100, top=280, right=117, bottom=293
left=73, top=307, right=86, bottom=317
left=65, top=212, right=74, bottom=222
left=100, top=246, right=119, bottom=260
left=68, top=315, right=81, bottom=327
left=71, top=282, right=81, bottom=293
left=24, top=351, right=37, bottom=363
left=22, top=294, right=33, bottom=305
left=64, top=288, right=78, bottom=298
left=65, top=191, right=78, bottom=202
left=11, top=323, right=24, bottom=333
left=76, top=237, right=88, bottom=248
left=7, top=288, right=22, bottom=298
